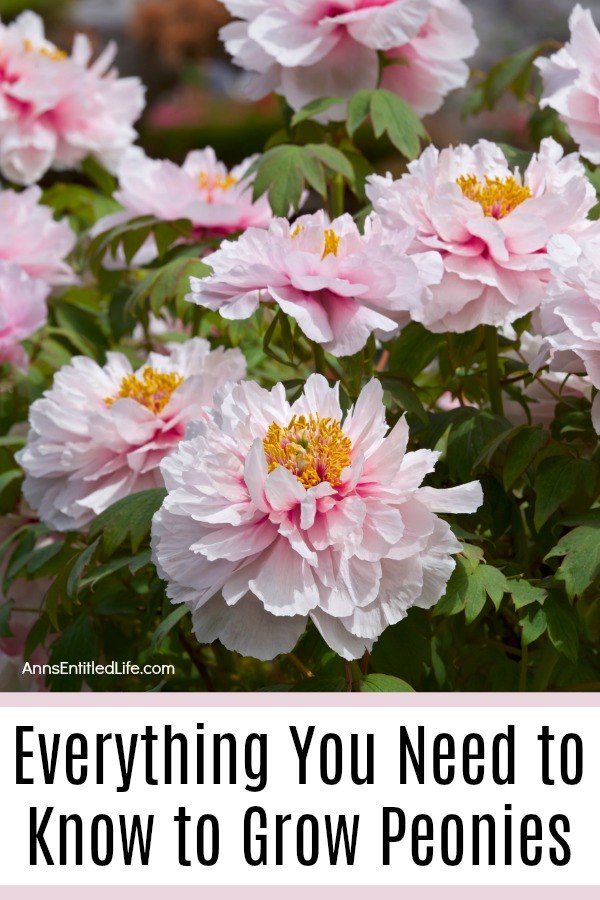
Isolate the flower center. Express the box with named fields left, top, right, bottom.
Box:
left=322, top=228, right=341, bottom=259
left=456, top=174, right=532, bottom=219
left=22, top=38, right=67, bottom=61
left=262, top=414, right=352, bottom=489
left=105, top=367, right=184, bottom=414
left=198, top=171, right=237, bottom=192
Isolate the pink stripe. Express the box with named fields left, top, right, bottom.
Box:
left=0, top=692, right=598, bottom=707
left=3, top=887, right=599, bottom=897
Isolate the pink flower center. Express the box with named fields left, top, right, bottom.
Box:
left=457, top=174, right=532, bottom=219
left=105, top=367, right=183, bottom=414
left=262, top=414, right=352, bottom=489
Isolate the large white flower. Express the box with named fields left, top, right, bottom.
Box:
left=17, top=339, right=246, bottom=530
left=187, top=210, right=442, bottom=357
left=151, top=375, right=483, bottom=661
left=367, top=138, right=596, bottom=332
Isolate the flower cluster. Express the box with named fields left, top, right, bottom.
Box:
left=0, top=11, right=145, bottom=185
left=0, top=184, right=75, bottom=368
left=220, top=0, right=477, bottom=120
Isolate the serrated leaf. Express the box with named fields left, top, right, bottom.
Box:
left=545, top=525, right=600, bottom=599
left=369, top=90, right=427, bottom=159
left=510, top=579, right=548, bottom=609
left=359, top=674, right=414, bottom=692
left=545, top=594, right=579, bottom=664
left=480, top=566, right=508, bottom=609
left=520, top=605, right=548, bottom=646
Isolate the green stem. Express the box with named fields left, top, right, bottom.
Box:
left=484, top=325, right=504, bottom=416
left=330, top=173, right=345, bottom=219
left=312, top=342, right=327, bottom=376
left=191, top=305, right=203, bottom=338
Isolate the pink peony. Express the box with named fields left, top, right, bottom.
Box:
left=367, top=138, right=596, bottom=333
left=219, top=0, right=476, bottom=121
left=95, top=147, right=273, bottom=267
left=151, top=375, right=483, bottom=661
left=0, top=11, right=145, bottom=185
left=17, top=338, right=246, bottom=531
left=187, top=209, right=443, bottom=357
left=0, top=262, right=48, bottom=370
left=0, top=186, right=75, bottom=284
left=534, top=228, right=600, bottom=434
left=381, top=0, right=478, bottom=117
left=536, top=5, right=600, bottom=165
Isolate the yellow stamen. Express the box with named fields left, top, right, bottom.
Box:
left=290, top=224, right=303, bottom=238
left=263, top=414, right=352, bottom=489
left=457, top=174, right=532, bottom=219
left=105, top=367, right=183, bottom=414
left=198, top=171, right=237, bottom=192
left=321, top=228, right=341, bottom=259
left=22, top=38, right=67, bottom=61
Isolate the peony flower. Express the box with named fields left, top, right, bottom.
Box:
left=536, top=5, right=600, bottom=165
left=0, top=186, right=75, bottom=285
left=151, top=375, right=483, bottom=661
left=0, top=11, right=145, bottom=185
left=17, top=338, right=246, bottom=531
left=381, top=0, right=478, bottom=117
left=94, top=147, right=273, bottom=267
left=534, top=227, right=600, bottom=433
left=0, top=262, right=48, bottom=370
left=367, top=138, right=596, bottom=333
left=187, top=209, right=443, bottom=357
left=219, top=0, right=476, bottom=121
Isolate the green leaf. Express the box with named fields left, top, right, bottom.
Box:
left=386, top=322, right=445, bottom=380
left=290, top=96, right=344, bottom=127
left=510, top=579, right=548, bottom=610
left=347, top=90, right=373, bottom=137
left=358, top=674, right=414, bottom=692
left=534, top=456, right=589, bottom=530
left=520, top=605, right=548, bottom=646
left=369, top=90, right=427, bottom=159
left=503, top=426, right=548, bottom=489
left=151, top=605, right=188, bottom=649
left=305, top=144, right=354, bottom=181
left=66, top=538, right=100, bottom=600
left=0, top=600, right=12, bottom=638
left=545, top=594, right=579, bottom=664
left=479, top=566, right=508, bottom=610
left=252, top=145, right=305, bottom=216
left=88, top=488, right=167, bottom=556
left=545, top=525, right=600, bottom=599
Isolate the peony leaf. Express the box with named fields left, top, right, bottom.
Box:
left=503, top=426, right=548, bottom=489
left=545, top=593, right=579, bottom=664
left=520, top=605, right=548, bottom=647
left=510, top=580, right=548, bottom=610
left=359, top=674, right=414, bottom=692
left=89, top=488, right=167, bottom=556
left=545, top=525, right=600, bottom=599
left=290, top=96, right=345, bottom=127
left=369, top=90, right=427, bottom=160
